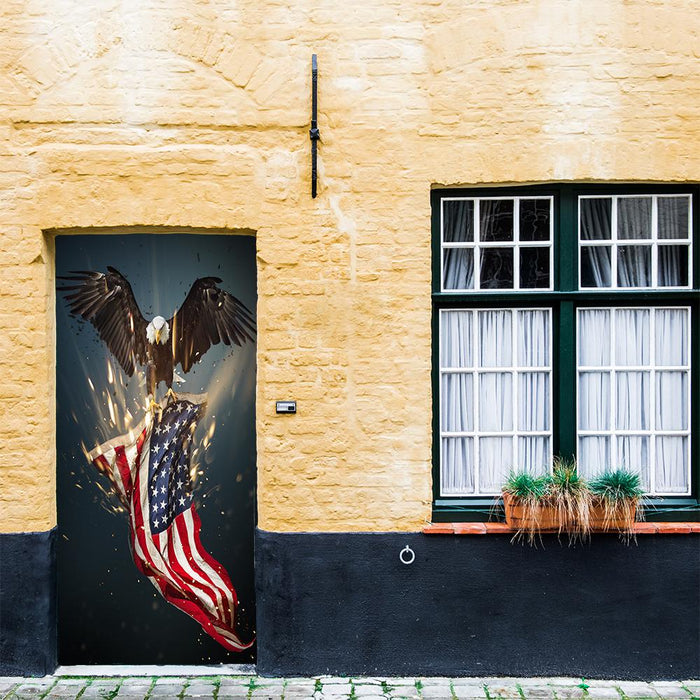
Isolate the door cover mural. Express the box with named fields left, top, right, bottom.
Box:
left=56, top=234, right=256, bottom=664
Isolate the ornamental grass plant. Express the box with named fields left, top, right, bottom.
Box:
left=550, top=458, right=593, bottom=543
left=500, top=461, right=642, bottom=546
left=589, top=469, right=645, bottom=541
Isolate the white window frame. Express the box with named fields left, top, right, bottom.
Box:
left=440, top=196, right=554, bottom=293
left=576, top=306, right=692, bottom=496
left=578, top=194, right=693, bottom=291
left=439, top=307, right=554, bottom=497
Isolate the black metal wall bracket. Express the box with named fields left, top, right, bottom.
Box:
left=310, top=54, right=320, bottom=198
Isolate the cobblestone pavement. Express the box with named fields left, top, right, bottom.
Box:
left=0, top=676, right=698, bottom=700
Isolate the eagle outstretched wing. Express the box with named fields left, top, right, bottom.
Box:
left=169, top=277, right=256, bottom=373
left=58, top=266, right=149, bottom=376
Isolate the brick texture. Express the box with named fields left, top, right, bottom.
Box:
left=0, top=1, right=698, bottom=533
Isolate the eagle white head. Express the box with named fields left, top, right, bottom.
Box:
left=146, top=315, right=170, bottom=345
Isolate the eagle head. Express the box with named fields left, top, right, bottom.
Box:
left=146, top=315, right=170, bottom=345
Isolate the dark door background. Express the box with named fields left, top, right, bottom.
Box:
left=56, top=233, right=257, bottom=664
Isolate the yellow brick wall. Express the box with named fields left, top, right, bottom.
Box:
left=1, top=0, right=698, bottom=533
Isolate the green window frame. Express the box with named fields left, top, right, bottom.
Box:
left=431, top=184, right=700, bottom=522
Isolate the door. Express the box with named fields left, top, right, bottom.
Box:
left=56, top=233, right=256, bottom=664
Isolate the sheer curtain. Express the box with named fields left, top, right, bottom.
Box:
left=441, top=309, right=551, bottom=495
left=580, top=198, right=612, bottom=287
left=577, top=307, right=689, bottom=494
left=442, top=200, right=474, bottom=290
left=581, top=196, right=689, bottom=289
left=655, top=308, right=689, bottom=492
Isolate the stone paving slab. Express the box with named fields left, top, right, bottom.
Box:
left=2, top=675, right=700, bottom=700
left=649, top=682, right=692, bottom=697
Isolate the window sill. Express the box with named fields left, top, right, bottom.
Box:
left=423, top=522, right=700, bottom=535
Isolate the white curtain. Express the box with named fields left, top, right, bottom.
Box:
left=440, top=311, right=472, bottom=367
left=443, top=248, right=473, bottom=290
left=615, top=308, right=649, bottom=365
left=579, top=309, right=610, bottom=365
left=618, top=245, right=650, bottom=287
left=658, top=245, right=687, bottom=287
left=580, top=196, right=690, bottom=289
left=441, top=309, right=551, bottom=495
left=479, top=310, right=512, bottom=366
left=578, top=436, right=610, bottom=478
left=656, top=437, right=688, bottom=493
left=655, top=308, right=689, bottom=492
left=658, top=196, right=689, bottom=239
left=578, top=307, right=689, bottom=494
left=618, top=197, right=651, bottom=239
left=479, top=437, right=513, bottom=493
left=441, top=438, right=473, bottom=494
left=656, top=308, right=688, bottom=365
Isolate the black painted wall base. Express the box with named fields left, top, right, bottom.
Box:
left=256, top=530, right=700, bottom=680
left=0, top=529, right=57, bottom=676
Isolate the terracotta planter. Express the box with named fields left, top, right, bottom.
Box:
left=502, top=493, right=639, bottom=533
left=501, top=492, right=559, bottom=532
left=589, top=498, right=638, bottom=531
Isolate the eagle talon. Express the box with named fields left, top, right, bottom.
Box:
left=165, top=388, right=178, bottom=404
left=147, top=396, right=162, bottom=415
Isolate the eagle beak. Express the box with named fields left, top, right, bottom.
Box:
left=155, top=329, right=161, bottom=343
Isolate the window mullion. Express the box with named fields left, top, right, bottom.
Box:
left=473, top=309, right=480, bottom=494
left=649, top=308, right=656, bottom=495
left=474, top=200, right=481, bottom=292
left=512, top=310, right=519, bottom=471
left=612, top=195, right=618, bottom=289
left=559, top=301, right=577, bottom=458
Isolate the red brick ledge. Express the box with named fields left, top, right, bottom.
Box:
left=423, top=522, right=700, bottom=535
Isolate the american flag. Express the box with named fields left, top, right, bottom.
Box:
left=89, top=394, right=252, bottom=652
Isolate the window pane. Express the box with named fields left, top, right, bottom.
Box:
left=441, top=438, right=474, bottom=494
left=617, top=436, right=650, bottom=491
left=517, top=310, right=550, bottom=367
left=441, top=374, right=474, bottom=432
left=479, top=310, right=512, bottom=367
left=443, top=248, right=474, bottom=289
left=480, top=200, right=513, bottom=241
left=655, top=308, right=688, bottom=366
left=519, top=247, right=550, bottom=288
left=658, top=245, right=689, bottom=287
left=656, top=437, right=688, bottom=493
left=615, top=309, right=649, bottom=366
left=658, top=196, right=690, bottom=240
left=480, top=248, right=513, bottom=288
left=579, top=372, right=610, bottom=431
left=578, top=436, right=610, bottom=478
left=443, top=200, right=474, bottom=242
left=479, top=373, right=513, bottom=431
left=440, top=311, right=473, bottom=367
left=618, top=197, right=651, bottom=240
left=618, top=245, right=651, bottom=287
left=656, top=372, right=688, bottom=430
left=479, top=437, right=512, bottom=493
left=616, top=372, right=649, bottom=430
left=519, top=373, right=550, bottom=430
left=578, top=309, right=610, bottom=366
left=580, top=246, right=611, bottom=287
left=520, top=199, right=550, bottom=241
left=580, top=198, right=611, bottom=240
left=518, top=437, right=550, bottom=473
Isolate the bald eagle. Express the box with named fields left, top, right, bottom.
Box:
left=59, top=267, right=255, bottom=396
